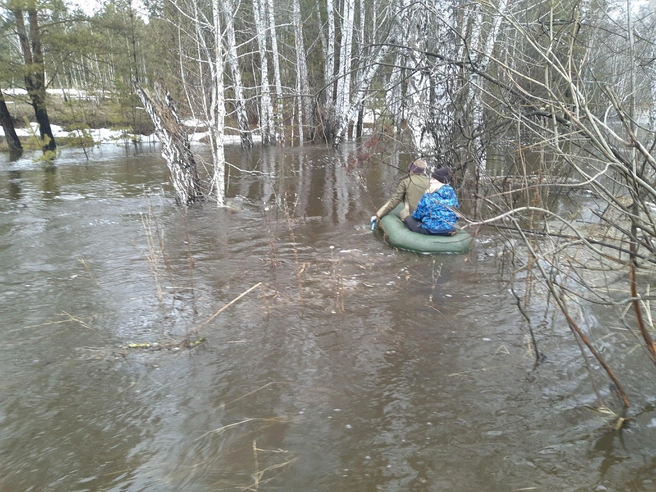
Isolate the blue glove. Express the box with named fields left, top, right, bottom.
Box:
left=371, top=216, right=377, bottom=230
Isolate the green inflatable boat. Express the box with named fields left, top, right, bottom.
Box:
left=379, top=205, right=473, bottom=254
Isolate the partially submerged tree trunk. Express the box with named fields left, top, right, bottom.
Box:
left=222, top=0, right=253, bottom=149
left=401, top=0, right=437, bottom=154
left=0, top=90, right=22, bottom=151
left=292, top=0, right=311, bottom=144
left=134, top=83, right=203, bottom=205
left=333, top=0, right=390, bottom=146
left=333, top=0, right=356, bottom=143
left=209, top=0, right=227, bottom=206
left=266, top=0, right=284, bottom=144
left=320, top=0, right=337, bottom=141
left=333, top=42, right=391, bottom=147
left=11, top=6, right=56, bottom=151
left=253, top=0, right=275, bottom=146
left=409, top=0, right=459, bottom=157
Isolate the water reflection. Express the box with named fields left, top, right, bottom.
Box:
left=7, top=169, right=21, bottom=200
left=8, top=149, right=23, bottom=161
left=41, top=165, right=60, bottom=199
left=0, top=143, right=655, bottom=491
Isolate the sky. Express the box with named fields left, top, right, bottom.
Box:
left=68, top=0, right=147, bottom=17
left=65, top=0, right=654, bottom=17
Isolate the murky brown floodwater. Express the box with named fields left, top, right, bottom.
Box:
left=1, top=142, right=655, bottom=491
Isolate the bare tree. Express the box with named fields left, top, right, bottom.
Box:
left=292, top=0, right=311, bottom=144
left=319, top=0, right=337, bottom=141
left=457, top=0, right=656, bottom=414
left=222, top=0, right=253, bottom=149
left=253, top=0, right=275, bottom=146
left=266, top=0, right=284, bottom=144
left=332, top=0, right=356, bottom=141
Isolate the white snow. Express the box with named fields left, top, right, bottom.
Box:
left=0, top=121, right=259, bottom=146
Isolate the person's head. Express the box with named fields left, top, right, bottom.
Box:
left=407, top=158, right=427, bottom=175
left=431, top=167, right=452, bottom=184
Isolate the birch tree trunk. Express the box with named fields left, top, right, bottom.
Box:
left=266, top=0, right=284, bottom=144
left=253, top=0, right=275, bottom=146
left=292, top=0, right=311, bottom=144
left=210, top=0, right=226, bottom=206
left=333, top=43, right=392, bottom=147
left=397, top=0, right=460, bottom=158
left=321, top=0, right=337, bottom=140
left=355, top=0, right=367, bottom=139
left=401, top=0, right=436, bottom=154
left=135, top=83, right=203, bottom=205
left=223, top=0, right=253, bottom=149
left=333, top=0, right=356, bottom=143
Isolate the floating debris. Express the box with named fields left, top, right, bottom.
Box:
left=125, top=337, right=206, bottom=351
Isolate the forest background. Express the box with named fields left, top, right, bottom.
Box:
left=1, top=0, right=656, bottom=419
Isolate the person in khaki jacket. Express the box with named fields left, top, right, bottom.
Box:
left=375, top=158, right=430, bottom=223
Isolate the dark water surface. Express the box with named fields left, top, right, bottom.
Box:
left=1, top=143, right=655, bottom=491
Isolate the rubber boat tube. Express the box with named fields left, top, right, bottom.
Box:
left=380, top=205, right=473, bottom=254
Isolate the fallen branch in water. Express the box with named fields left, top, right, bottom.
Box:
left=121, top=283, right=263, bottom=356
left=61, top=311, right=96, bottom=331
left=225, top=382, right=287, bottom=407
left=124, top=337, right=206, bottom=351
left=196, top=417, right=288, bottom=441
left=197, top=282, right=263, bottom=330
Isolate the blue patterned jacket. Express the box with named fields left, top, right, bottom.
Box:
left=412, top=185, right=459, bottom=234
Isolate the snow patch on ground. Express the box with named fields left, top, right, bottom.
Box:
left=0, top=122, right=146, bottom=143
left=0, top=121, right=257, bottom=145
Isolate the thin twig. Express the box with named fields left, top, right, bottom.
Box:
left=60, top=311, right=96, bottom=331
left=225, top=382, right=287, bottom=407
left=196, top=282, right=263, bottom=330
left=252, top=440, right=259, bottom=491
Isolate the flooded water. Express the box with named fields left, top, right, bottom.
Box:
left=1, top=142, right=655, bottom=491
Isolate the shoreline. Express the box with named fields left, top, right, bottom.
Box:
left=0, top=122, right=257, bottom=149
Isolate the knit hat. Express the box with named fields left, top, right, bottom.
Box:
left=407, top=158, right=427, bottom=174
left=431, top=167, right=451, bottom=184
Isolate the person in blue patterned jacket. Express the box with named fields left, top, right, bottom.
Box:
left=403, top=167, right=459, bottom=235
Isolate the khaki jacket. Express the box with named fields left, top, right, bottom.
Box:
left=377, top=174, right=430, bottom=221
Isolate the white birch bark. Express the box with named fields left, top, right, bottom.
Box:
left=398, top=0, right=459, bottom=157
left=323, top=0, right=336, bottom=136
left=210, top=0, right=226, bottom=206
left=135, top=83, right=203, bottom=205
left=253, top=0, right=275, bottom=146
left=354, top=0, right=367, bottom=138
left=223, top=0, right=253, bottom=149
left=333, top=43, right=392, bottom=146
left=266, top=0, right=284, bottom=144
left=401, top=0, right=436, bottom=154
left=185, top=0, right=227, bottom=205
left=292, top=0, right=311, bottom=144
left=333, top=0, right=355, bottom=142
